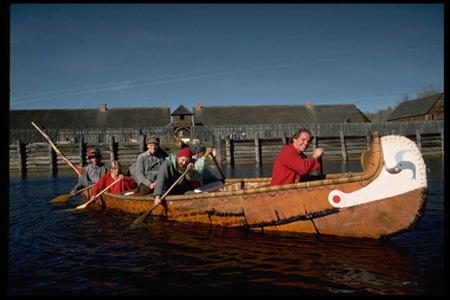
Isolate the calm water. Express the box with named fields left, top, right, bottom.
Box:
left=7, top=158, right=444, bottom=295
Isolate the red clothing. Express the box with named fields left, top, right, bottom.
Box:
left=92, top=172, right=137, bottom=196
left=269, top=144, right=321, bottom=186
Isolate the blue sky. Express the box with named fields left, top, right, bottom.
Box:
left=10, top=4, right=443, bottom=113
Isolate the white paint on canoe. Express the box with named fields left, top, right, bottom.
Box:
left=328, top=135, right=427, bottom=208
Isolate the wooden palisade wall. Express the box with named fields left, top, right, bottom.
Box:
left=10, top=128, right=443, bottom=175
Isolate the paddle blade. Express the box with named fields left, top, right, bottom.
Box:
left=75, top=203, right=88, bottom=210
left=130, top=203, right=161, bottom=229
left=48, top=194, right=73, bottom=204
left=130, top=210, right=151, bottom=229
left=75, top=198, right=95, bottom=210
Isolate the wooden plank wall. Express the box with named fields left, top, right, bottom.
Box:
left=192, top=120, right=444, bottom=142
left=216, top=132, right=443, bottom=165
left=10, top=127, right=173, bottom=145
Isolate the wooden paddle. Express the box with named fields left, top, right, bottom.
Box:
left=48, top=184, right=95, bottom=204
left=31, top=121, right=82, bottom=176
left=209, top=151, right=225, bottom=181
left=75, top=176, right=123, bottom=210
left=131, top=166, right=191, bottom=228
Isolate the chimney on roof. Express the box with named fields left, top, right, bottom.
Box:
left=99, top=102, right=107, bottom=112
left=306, top=101, right=313, bottom=109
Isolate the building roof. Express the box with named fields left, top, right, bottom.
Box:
left=387, top=93, right=443, bottom=121
left=10, top=107, right=171, bottom=129
left=171, top=105, right=192, bottom=116
left=193, top=104, right=369, bottom=126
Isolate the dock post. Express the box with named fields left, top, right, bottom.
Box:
left=110, top=136, right=117, bottom=161
left=225, top=137, right=230, bottom=165
left=48, top=143, right=57, bottom=176
left=225, top=137, right=234, bottom=166
left=440, top=128, right=444, bottom=155
left=139, top=134, right=146, bottom=153
left=312, top=135, right=318, bottom=150
left=340, top=130, right=348, bottom=161
left=211, top=135, right=215, bottom=153
left=416, top=129, right=422, bottom=153
left=215, top=135, right=223, bottom=163
left=255, top=134, right=261, bottom=165
left=365, top=130, right=371, bottom=150
left=16, top=139, right=26, bottom=176
left=80, top=135, right=86, bottom=167
left=282, top=133, right=288, bottom=145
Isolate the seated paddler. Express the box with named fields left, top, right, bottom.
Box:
left=153, top=147, right=199, bottom=206
left=269, top=128, right=324, bottom=186
left=91, top=161, right=136, bottom=198
left=130, top=135, right=167, bottom=196
left=70, top=148, right=108, bottom=195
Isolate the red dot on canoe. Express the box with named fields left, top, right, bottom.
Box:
left=332, top=195, right=341, bottom=203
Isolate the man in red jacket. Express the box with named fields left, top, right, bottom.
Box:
left=270, top=128, right=324, bottom=186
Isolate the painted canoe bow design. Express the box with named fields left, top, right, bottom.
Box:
left=91, top=132, right=428, bottom=239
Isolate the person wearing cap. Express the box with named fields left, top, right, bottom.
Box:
left=70, top=147, right=108, bottom=194
left=132, top=136, right=166, bottom=195
left=153, top=147, right=198, bottom=206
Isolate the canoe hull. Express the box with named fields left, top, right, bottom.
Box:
left=94, top=133, right=428, bottom=239
left=261, top=187, right=427, bottom=238
left=99, top=186, right=426, bottom=239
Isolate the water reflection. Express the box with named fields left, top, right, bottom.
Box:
left=133, top=220, right=419, bottom=295
left=38, top=208, right=419, bottom=295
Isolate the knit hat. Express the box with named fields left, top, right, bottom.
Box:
left=192, top=144, right=206, bottom=154
left=87, top=148, right=101, bottom=158
left=177, top=147, right=192, bottom=159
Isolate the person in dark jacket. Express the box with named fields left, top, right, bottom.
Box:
left=153, top=147, right=197, bottom=206
left=131, top=136, right=166, bottom=195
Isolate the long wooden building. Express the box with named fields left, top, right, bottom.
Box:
left=10, top=101, right=371, bottom=142
left=192, top=102, right=370, bottom=126
left=10, top=103, right=171, bottom=130
left=387, top=93, right=444, bottom=122
left=10, top=103, right=172, bottom=143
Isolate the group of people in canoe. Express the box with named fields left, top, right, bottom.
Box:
left=70, top=136, right=222, bottom=206
left=70, top=128, right=325, bottom=206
